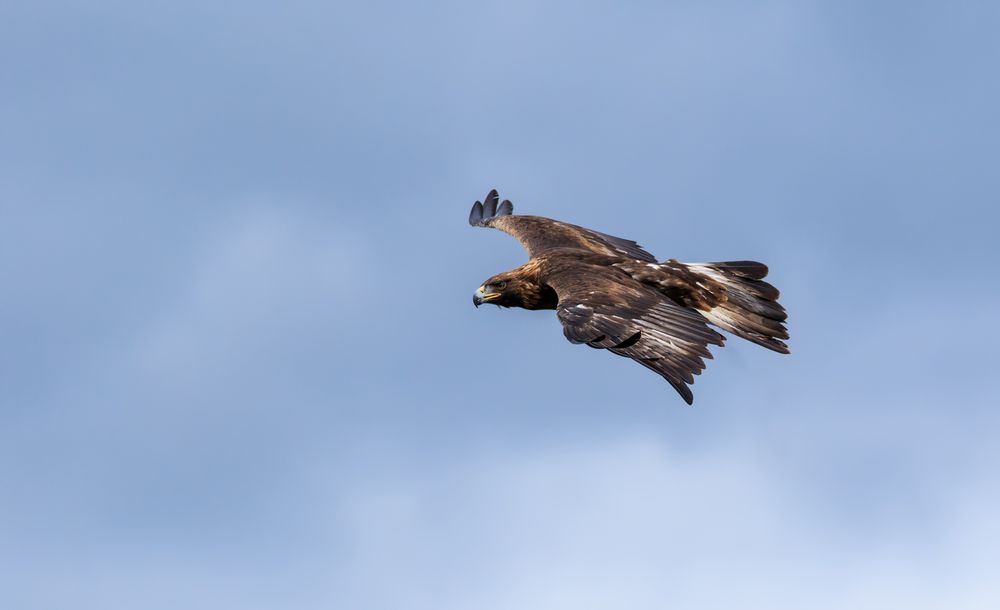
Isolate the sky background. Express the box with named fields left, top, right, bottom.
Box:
left=2, top=1, right=999, bottom=608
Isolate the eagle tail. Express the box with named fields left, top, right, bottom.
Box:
left=687, top=261, right=790, bottom=354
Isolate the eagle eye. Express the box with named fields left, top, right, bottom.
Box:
left=491, top=281, right=507, bottom=291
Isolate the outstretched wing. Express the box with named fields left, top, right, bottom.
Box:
left=469, top=189, right=656, bottom=262
left=546, top=263, right=725, bottom=404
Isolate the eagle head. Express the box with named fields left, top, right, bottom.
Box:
left=473, top=274, right=513, bottom=308
left=473, top=267, right=558, bottom=310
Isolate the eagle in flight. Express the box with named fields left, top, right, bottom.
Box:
left=470, top=189, right=789, bottom=404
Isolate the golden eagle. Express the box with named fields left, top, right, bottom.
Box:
left=470, top=189, right=789, bottom=404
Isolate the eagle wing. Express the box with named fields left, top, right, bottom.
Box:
left=546, top=263, right=726, bottom=404
left=469, top=189, right=656, bottom=262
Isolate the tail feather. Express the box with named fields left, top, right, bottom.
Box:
left=734, top=277, right=781, bottom=301
left=711, top=260, right=769, bottom=280
left=726, top=286, right=786, bottom=321
left=687, top=261, right=790, bottom=354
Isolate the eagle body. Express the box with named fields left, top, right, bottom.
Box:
left=470, top=190, right=789, bottom=404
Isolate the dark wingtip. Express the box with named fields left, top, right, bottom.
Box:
left=666, top=378, right=694, bottom=405
left=678, top=383, right=695, bottom=405
left=469, top=189, right=513, bottom=226
left=469, top=201, right=484, bottom=226
left=483, top=189, right=499, bottom=218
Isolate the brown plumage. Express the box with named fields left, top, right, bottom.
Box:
left=470, top=189, right=789, bottom=404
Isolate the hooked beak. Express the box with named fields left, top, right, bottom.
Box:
left=473, top=285, right=501, bottom=308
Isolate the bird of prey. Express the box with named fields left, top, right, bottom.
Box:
left=469, top=189, right=789, bottom=404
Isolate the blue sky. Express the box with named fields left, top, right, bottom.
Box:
left=2, top=1, right=999, bottom=608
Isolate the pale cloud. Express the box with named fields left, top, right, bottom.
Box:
left=332, top=434, right=1000, bottom=610
left=4, top=432, right=997, bottom=610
